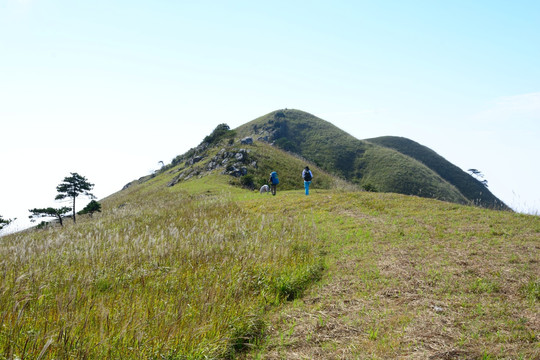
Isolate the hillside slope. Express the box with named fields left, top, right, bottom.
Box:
left=366, top=136, right=509, bottom=210
left=236, top=109, right=473, bottom=206
left=126, top=136, right=355, bottom=195
left=1, top=170, right=538, bottom=359
left=236, top=109, right=508, bottom=209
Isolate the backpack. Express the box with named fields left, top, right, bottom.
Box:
left=270, top=172, right=279, bottom=185
left=303, top=170, right=312, bottom=181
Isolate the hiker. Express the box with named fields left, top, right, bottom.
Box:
left=302, top=166, right=313, bottom=195
left=268, top=171, right=279, bottom=196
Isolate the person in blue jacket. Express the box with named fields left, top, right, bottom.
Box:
left=302, top=166, right=313, bottom=195
left=269, top=171, right=279, bottom=196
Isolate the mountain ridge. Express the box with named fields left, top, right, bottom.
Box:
left=234, top=109, right=508, bottom=209
left=365, top=135, right=507, bottom=209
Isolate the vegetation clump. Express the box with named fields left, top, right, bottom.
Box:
left=202, top=123, right=236, bottom=146
left=78, top=200, right=102, bottom=217
left=0, top=215, right=11, bottom=230
left=29, top=206, right=71, bottom=227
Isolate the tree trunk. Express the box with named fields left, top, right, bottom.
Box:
left=72, top=196, right=76, bottom=223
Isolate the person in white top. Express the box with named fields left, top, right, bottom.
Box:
left=302, top=166, right=313, bottom=195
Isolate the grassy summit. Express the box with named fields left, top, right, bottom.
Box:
left=236, top=109, right=508, bottom=209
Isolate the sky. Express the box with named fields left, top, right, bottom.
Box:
left=1, top=0, right=539, bottom=233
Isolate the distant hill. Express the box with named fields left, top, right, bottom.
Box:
left=126, top=108, right=508, bottom=209
left=365, top=136, right=509, bottom=210
left=235, top=109, right=508, bottom=209
left=144, top=128, right=353, bottom=194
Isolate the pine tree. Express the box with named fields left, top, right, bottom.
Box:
left=78, top=200, right=102, bottom=217
left=29, top=207, right=71, bottom=227
left=0, top=215, right=12, bottom=230
left=55, top=173, right=95, bottom=223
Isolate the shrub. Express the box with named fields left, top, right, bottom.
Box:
left=362, top=183, right=378, bottom=192
left=0, top=215, right=11, bottom=230
left=78, top=200, right=102, bottom=217
left=240, top=175, right=255, bottom=190
left=275, top=138, right=298, bottom=153
left=203, top=124, right=236, bottom=146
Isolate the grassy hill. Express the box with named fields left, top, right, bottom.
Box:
left=148, top=136, right=353, bottom=194
left=235, top=109, right=508, bottom=209
left=0, top=132, right=538, bottom=358
left=366, top=136, right=509, bottom=210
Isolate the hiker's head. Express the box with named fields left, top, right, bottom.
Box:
left=305, top=166, right=310, bottom=171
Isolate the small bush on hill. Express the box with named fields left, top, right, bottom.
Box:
left=203, top=123, right=236, bottom=146
left=240, top=175, right=255, bottom=190
left=275, top=138, right=298, bottom=152
left=362, top=183, right=378, bottom=192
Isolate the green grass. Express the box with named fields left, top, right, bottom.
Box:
left=0, top=168, right=538, bottom=359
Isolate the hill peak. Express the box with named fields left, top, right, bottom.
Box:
left=236, top=110, right=508, bottom=209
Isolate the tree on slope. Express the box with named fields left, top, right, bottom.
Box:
left=468, top=169, right=489, bottom=187
left=0, top=215, right=12, bottom=230
left=78, top=200, right=102, bottom=217
left=29, top=207, right=71, bottom=227
left=55, top=172, right=95, bottom=223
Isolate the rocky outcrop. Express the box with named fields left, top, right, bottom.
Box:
left=224, top=165, right=248, bottom=177
left=241, top=137, right=253, bottom=145
left=186, top=156, right=204, bottom=166
left=167, top=146, right=256, bottom=187
left=167, top=168, right=202, bottom=187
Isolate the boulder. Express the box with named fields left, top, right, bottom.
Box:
left=185, top=155, right=203, bottom=166
left=207, top=161, right=218, bottom=170
left=224, top=165, right=243, bottom=177
left=193, top=156, right=203, bottom=163
left=167, top=174, right=181, bottom=187
left=241, top=137, right=253, bottom=145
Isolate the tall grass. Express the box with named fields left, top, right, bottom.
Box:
left=0, top=183, right=323, bottom=359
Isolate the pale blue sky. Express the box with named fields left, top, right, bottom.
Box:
left=1, top=0, right=539, bottom=232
